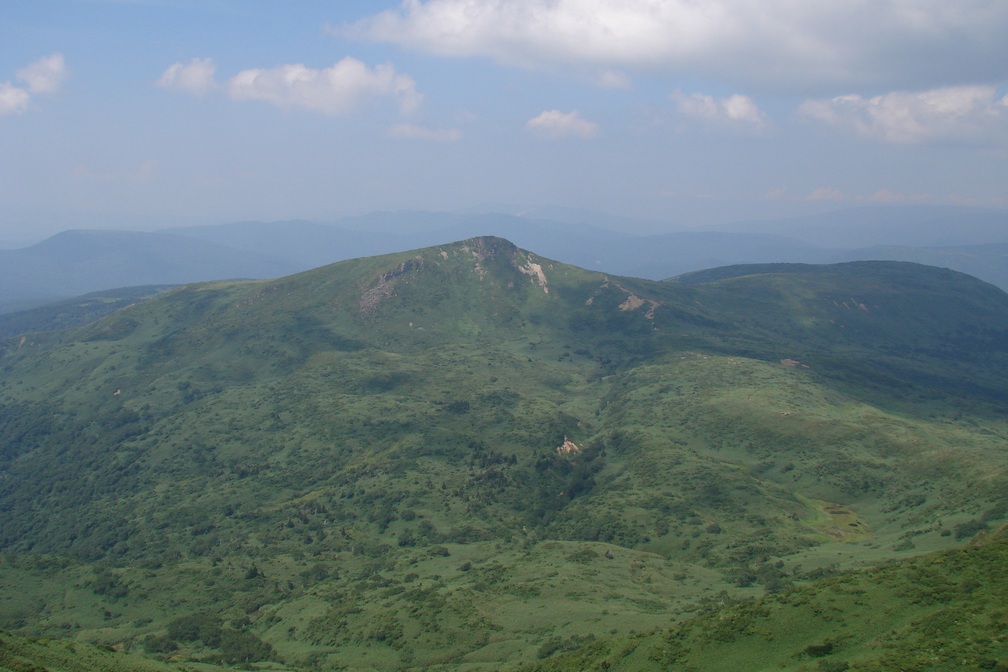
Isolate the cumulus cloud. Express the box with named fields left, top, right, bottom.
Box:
left=341, top=0, right=1008, bottom=91
left=158, top=56, right=422, bottom=116
left=526, top=109, right=599, bottom=138
left=672, top=91, right=766, bottom=128
left=0, top=83, right=31, bottom=115
left=227, top=57, right=421, bottom=115
left=157, top=58, right=217, bottom=94
left=17, top=53, right=67, bottom=94
left=388, top=123, right=462, bottom=141
left=800, top=85, right=1008, bottom=144
left=1, top=53, right=66, bottom=116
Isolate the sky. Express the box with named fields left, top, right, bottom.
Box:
left=1, top=0, right=1007, bottom=245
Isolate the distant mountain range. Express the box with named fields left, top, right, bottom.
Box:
left=1, top=205, right=1005, bottom=314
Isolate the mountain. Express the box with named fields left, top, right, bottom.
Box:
left=161, top=218, right=385, bottom=271
left=0, top=229, right=290, bottom=313
left=1, top=238, right=1006, bottom=670
left=825, top=242, right=1008, bottom=294
left=725, top=204, right=1008, bottom=248
left=3, top=204, right=1006, bottom=316
left=161, top=206, right=1008, bottom=287
left=163, top=211, right=627, bottom=272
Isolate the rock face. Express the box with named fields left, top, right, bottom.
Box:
left=357, top=237, right=557, bottom=318
left=460, top=236, right=550, bottom=293
left=360, top=257, right=423, bottom=312
left=556, top=436, right=581, bottom=456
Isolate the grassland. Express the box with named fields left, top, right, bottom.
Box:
left=522, top=525, right=1008, bottom=672
left=0, top=237, right=1005, bottom=670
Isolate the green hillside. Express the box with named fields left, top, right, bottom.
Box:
left=522, top=526, right=1008, bottom=672
left=0, top=628, right=199, bottom=672
left=1, top=237, right=1006, bottom=670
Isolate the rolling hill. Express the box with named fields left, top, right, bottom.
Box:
left=1, top=237, right=1006, bottom=670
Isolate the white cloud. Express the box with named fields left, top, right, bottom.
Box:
left=17, top=53, right=67, bottom=94
left=157, top=58, right=217, bottom=94
left=227, top=57, right=421, bottom=115
left=800, top=85, right=1008, bottom=144
left=526, top=109, right=599, bottom=138
left=0, top=82, right=31, bottom=116
left=388, top=123, right=462, bottom=141
left=672, top=91, right=765, bottom=128
left=1, top=53, right=66, bottom=116
left=158, top=56, right=422, bottom=116
left=342, top=1, right=1008, bottom=91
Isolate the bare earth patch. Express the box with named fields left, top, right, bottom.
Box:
left=518, top=256, right=549, bottom=294
left=556, top=436, right=581, bottom=457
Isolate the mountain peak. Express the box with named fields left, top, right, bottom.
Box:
left=457, top=234, right=519, bottom=254
left=355, top=236, right=553, bottom=315
left=455, top=236, right=550, bottom=293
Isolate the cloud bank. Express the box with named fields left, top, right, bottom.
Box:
left=801, top=86, right=1008, bottom=144
left=158, top=57, right=421, bottom=115
left=342, top=0, right=1008, bottom=92
left=229, top=58, right=421, bottom=115
left=1, top=53, right=67, bottom=116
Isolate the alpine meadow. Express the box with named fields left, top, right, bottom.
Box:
left=1, top=236, right=1007, bottom=671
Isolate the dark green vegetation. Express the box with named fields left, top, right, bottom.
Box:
left=1, top=237, right=1006, bottom=670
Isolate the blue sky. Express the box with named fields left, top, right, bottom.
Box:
left=2, top=0, right=1007, bottom=244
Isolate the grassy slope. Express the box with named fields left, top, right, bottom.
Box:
left=522, top=526, right=1008, bottom=672
left=3, top=529, right=1006, bottom=672
left=0, top=629, right=190, bottom=672
left=0, top=239, right=1006, bottom=670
